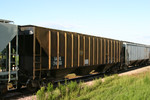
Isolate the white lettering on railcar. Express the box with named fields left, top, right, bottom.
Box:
left=85, top=59, right=89, bottom=65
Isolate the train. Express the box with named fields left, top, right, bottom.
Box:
left=0, top=19, right=150, bottom=94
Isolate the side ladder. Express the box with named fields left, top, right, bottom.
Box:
left=33, top=34, right=42, bottom=79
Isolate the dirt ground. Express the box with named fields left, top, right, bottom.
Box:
left=119, top=65, right=150, bottom=76
left=17, top=65, right=150, bottom=100
left=85, top=65, right=150, bottom=86
left=16, top=95, right=36, bottom=100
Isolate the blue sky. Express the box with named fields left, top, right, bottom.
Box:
left=1, top=0, right=150, bottom=45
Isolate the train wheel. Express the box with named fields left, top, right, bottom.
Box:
left=123, top=65, right=128, bottom=70
left=39, top=80, right=47, bottom=88
left=27, top=80, right=38, bottom=92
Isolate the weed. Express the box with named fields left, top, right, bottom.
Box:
left=36, top=87, right=45, bottom=100
left=37, top=71, right=150, bottom=100
left=47, top=83, right=53, bottom=92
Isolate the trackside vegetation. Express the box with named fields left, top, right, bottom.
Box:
left=36, top=71, right=150, bottom=100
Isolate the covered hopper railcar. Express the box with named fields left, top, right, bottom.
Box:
left=0, top=20, right=19, bottom=94
left=18, top=25, right=123, bottom=88
left=123, top=42, right=150, bottom=66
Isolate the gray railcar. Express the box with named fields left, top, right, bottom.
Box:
left=123, top=42, right=149, bottom=66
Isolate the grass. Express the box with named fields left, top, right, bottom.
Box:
left=36, top=71, right=150, bottom=100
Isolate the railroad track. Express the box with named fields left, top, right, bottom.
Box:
left=0, top=88, right=32, bottom=100
left=1, top=65, right=148, bottom=100
left=0, top=72, right=105, bottom=100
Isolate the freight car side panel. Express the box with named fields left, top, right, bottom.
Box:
left=35, top=27, right=123, bottom=68
left=59, top=32, right=65, bottom=68
left=73, top=34, right=78, bottom=67
left=96, top=38, right=100, bottom=65
left=66, top=33, right=72, bottom=68
left=94, top=37, right=97, bottom=65
left=80, top=35, right=83, bottom=66
left=50, top=31, right=57, bottom=69
left=85, top=36, right=89, bottom=66
left=100, top=38, right=103, bottom=64
left=102, top=39, right=105, bottom=64
left=89, top=37, right=93, bottom=65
